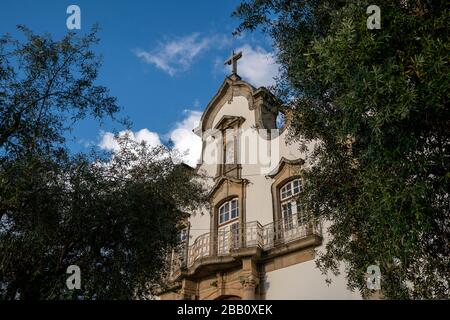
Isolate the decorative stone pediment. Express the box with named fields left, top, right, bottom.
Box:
left=266, top=157, right=305, bottom=179
left=213, top=115, right=245, bottom=130
left=207, top=177, right=248, bottom=204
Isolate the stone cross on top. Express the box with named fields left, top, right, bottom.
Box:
left=224, top=50, right=242, bottom=75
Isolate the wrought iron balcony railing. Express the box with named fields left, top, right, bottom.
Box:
left=169, top=213, right=322, bottom=278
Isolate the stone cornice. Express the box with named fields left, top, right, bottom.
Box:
left=265, top=157, right=305, bottom=179
left=207, top=176, right=249, bottom=201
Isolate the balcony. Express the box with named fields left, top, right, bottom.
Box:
left=169, top=213, right=322, bottom=281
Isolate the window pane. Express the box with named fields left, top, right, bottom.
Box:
left=230, top=199, right=238, bottom=219
left=282, top=203, right=292, bottom=216
left=296, top=202, right=302, bottom=214
left=297, top=202, right=307, bottom=224
left=219, top=205, right=225, bottom=224
left=284, top=218, right=293, bottom=230
left=293, top=179, right=301, bottom=195
left=282, top=203, right=294, bottom=230
left=281, top=183, right=292, bottom=200
left=219, top=199, right=239, bottom=224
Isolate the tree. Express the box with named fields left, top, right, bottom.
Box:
left=234, top=0, right=449, bottom=299
left=0, top=27, right=206, bottom=299
left=0, top=25, right=119, bottom=154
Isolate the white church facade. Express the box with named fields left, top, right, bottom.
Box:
left=160, top=53, right=361, bottom=300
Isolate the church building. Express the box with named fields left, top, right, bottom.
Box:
left=160, top=52, right=361, bottom=300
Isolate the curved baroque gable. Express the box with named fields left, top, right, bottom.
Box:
left=195, top=75, right=280, bottom=134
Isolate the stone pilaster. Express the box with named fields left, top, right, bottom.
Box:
left=240, top=274, right=259, bottom=300
left=180, top=278, right=197, bottom=300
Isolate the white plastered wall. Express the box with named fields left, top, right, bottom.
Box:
left=264, top=220, right=362, bottom=299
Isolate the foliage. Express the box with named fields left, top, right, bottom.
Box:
left=234, top=0, right=449, bottom=299
left=0, top=25, right=119, bottom=155
left=0, top=27, right=206, bottom=299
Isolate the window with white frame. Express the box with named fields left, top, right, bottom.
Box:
left=280, top=178, right=302, bottom=201
left=280, top=178, right=304, bottom=230
left=218, top=198, right=239, bottom=225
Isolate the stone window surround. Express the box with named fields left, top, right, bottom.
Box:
left=215, top=116, right=244, bottom=179
left=268, top=159, right=304, bottom=224
left=208, top=178, right=248, bottom=255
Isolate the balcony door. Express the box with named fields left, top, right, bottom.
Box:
left=217, top=198, right=239, bottom=255
left=279, top=179, right=306, bottom=241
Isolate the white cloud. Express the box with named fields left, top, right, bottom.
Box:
left=168, top=110, right=202, bottom=167
left=135, top=33, right=232, bottom=76
left=135, top=33, right=211, bottom=76
left=228, top=45, right=280, bottom=88
left=98, top=111, right=201, bottom=168
left=99, top=128, right=162, bottom=152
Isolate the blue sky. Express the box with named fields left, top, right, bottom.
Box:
left=0, top=0, right=279, bottom=166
